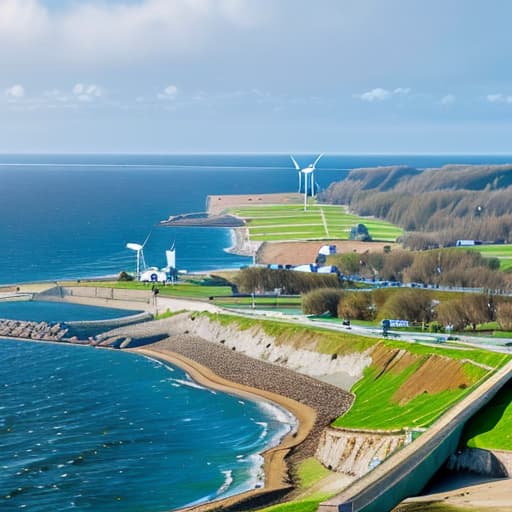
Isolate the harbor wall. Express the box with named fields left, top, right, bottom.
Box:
left=36, top=286, right=154, bottom=311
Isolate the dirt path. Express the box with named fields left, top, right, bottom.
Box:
left=256, top=240, right=396, bottom=265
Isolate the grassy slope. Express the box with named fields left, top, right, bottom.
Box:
left=230, top=204, right=402, bottom=242
left=203, top=313, right=510, bottom=431
left=460, top=378, right=512, bottom=450
left=257, top=458, right=334, bottom=512
left=456, top=244, right=512, bottom=271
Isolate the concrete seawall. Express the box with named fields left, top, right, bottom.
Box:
left=318, top=360, right=512, bottom=512
left=36, top=286, right=154, bottom=311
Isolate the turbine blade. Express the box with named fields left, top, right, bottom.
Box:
left=290, top=155, right=300, bottom=170
left=142, top=229, right=153, bottom=248
left=312, top=153, right=324, bottom=169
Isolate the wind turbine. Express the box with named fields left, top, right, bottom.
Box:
left=290, top=155, right=302, bottom=192
left=290, top=154, right=324, bottom=211
left=126, top=230, right=151, bottom=280
left=309, top=153, right=323, bottom=197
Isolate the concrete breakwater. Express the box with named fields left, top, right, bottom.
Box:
left=0, top=319, right=68, bottom=341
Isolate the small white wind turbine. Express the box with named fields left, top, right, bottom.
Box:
left=290, top=154, right=324, bottom=211
left=126, top=230, right=152, bottom=279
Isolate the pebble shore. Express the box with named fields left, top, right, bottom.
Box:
left=149, top=334, right=353, bottom=461
left=107, top=317, right=354, bottom=463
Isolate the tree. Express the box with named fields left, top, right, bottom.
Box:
left=338, top=292, right=375, bottom=320
left=379, top=289, right=434, bottom=323
left=302, top=288, right=345, bottom=316
left=349, top=223, right=372, bottom=241
left=436, top=300, right=468, bottom=331
left=460, top=294, right=495, bottom=331
left=497, top=302, right=512, bottom=330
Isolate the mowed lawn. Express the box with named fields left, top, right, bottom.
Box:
left=230, top=203, right=402, bottom=242
left=457, top=244, right=512, bottom=271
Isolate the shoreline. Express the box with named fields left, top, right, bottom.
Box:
left=131, top=346, right=317, bottom=511
left=0, top=334, right=317, bottom=511
left=224, top=226, right=262, bottom=259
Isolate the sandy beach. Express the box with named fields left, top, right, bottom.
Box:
left=102, top=316, right=353, bottom=510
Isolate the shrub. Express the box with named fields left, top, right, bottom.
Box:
left=302, top=288, right=345, bottom=316
left=338, top=292, right=375, bottom=320
left=118, top=271, right=134, bottom=281
left=234, top=267, right=341, bottom=294
left=379, top=289, right=434, bottom=322
left=496, top=302, right=512, bottom=330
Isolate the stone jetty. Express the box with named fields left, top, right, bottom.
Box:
left=0, top=319, right=69, bottom=341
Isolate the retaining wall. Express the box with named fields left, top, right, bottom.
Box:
left=318, top=360, right=512, bottom=512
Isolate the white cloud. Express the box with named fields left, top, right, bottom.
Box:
left=487, top=93, right=512, bottom=104
left=393, top=87, right=411, bottom=95
left=0, top=0, right=49, bottom=45
left=355, top=87, right=411, bottom=102
left=356, top=88, right=391, bottom=102
left=157, top=84, right=178, bottom=100
left=72, top=83, right=103, bottom=102
left=5, top=84, right=25, bottom=99
left=0, top=0, right=263, bottom=65
left=441, top=94, right=456, bottom=105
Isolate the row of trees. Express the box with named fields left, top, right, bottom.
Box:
left=318, top=164, right=512, bottom=247
left=234, top=267, right=341, bottom=295
left=302, top=288, right=511, bottom=332
left=329, top=248, right=508, bottom=291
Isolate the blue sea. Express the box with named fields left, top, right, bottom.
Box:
left=2, top=153, right=512, bottom=285
left=0, top=338, right=294, bottom=511
left=2, top=153, right=512, bottom=511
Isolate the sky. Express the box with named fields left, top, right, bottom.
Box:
left=1, top=0, right=512, bottom=153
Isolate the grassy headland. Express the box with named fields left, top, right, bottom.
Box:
left=229, top=203, right=402, bottom=242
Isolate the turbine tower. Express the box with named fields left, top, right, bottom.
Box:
left=309, top=153, right=323, bottom=197
left=290, top=154, right=324, bottom=211
left=126, top=230, right=152, bottom=280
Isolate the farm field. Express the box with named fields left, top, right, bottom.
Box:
left=456, top=243, right=512, bottom=271
left=229, top=203, right=402, bottom=242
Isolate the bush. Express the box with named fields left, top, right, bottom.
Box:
left=338, top=292, right=375, bottom=320
left=302, top=288, right=345, bottom=316
left=118, top=271, right=134, bottom=281
left=234, top=267, right=341, bottom=294
left=349, top=223, right=372, bottom=241
left=379, top=289, right=434, bottom=322
left=497, top=302, right=512, bottom=330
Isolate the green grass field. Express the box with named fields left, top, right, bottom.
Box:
left=202, top=312, right=510, bottom=431
left=80, top=280, right=233, bottom=298
left=229, top=203, right=402, bottom=242
left=456, top=243, right=512, bottom=270
left=461, top=378, right=512, bottom=450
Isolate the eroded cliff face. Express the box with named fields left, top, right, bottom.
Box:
left=167, top=313, right=371, bottom=391
left=315, top=427, right=406, bottom=477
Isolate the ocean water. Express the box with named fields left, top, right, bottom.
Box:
left=1, top=153, right=511, bottom=285
left=0, top=338, right=294, bottom=511
left=2, top=153, right=512, bottom=511
left=0, top=300, right=139, bottom=323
